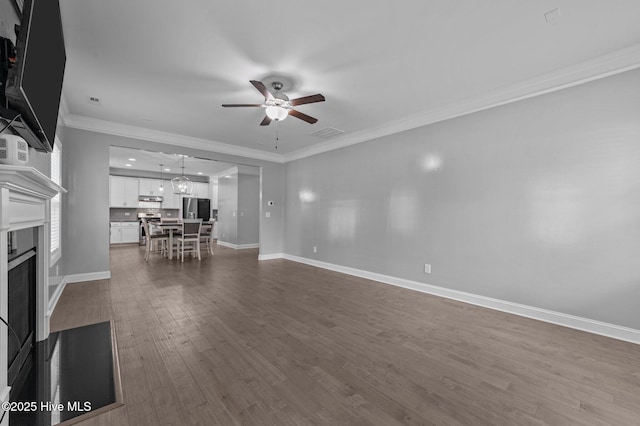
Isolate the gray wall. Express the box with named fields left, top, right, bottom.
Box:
left=61, top=128, right=285, bottom=276
left=238, top=174, right=259, bottom=245
left=217, top=172, right=238, bottom=245
left=62, top=129, right=111, bottom=275
left=217, top=172, right=260, bottom=246
left=284, top=68, right=640, bottom=330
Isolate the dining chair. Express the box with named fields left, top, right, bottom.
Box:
left=176, top=219, right=202, bottom=262
left=200, top=220, right=215, bottom=255
left=141, top=218, right=168, bottom=261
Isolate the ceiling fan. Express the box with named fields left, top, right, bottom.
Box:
left=222, top=80, right=325, bottom=126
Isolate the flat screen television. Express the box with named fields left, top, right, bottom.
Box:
left=3, top=0, right=66, bottom=152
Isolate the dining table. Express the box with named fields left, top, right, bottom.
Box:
left=153, top=221, right=213, bottom=260
left=154, top=222, right=182, bottom=260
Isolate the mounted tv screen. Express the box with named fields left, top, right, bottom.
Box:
left=4, top=0, right=66, bottom=152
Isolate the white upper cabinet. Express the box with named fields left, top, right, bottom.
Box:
left=110, top=176, right=139, bottom=207
left=138, top=178, right=164, bottom=196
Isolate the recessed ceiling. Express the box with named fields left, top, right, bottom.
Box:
left=60, top=0, right=640, bottom=158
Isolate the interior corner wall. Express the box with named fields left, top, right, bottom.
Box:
left=283, top=68, right=640, bottom=330
left=218, top=172, right=238, bottom=245
left=238, top=173, right=259, bottom=245
left=61, top=128, right=111, bottom=276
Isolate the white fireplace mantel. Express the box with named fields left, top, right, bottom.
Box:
left=0, top=165, right=66, bottom=417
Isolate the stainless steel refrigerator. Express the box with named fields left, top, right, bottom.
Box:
left=182, top=198, right=211, bottom=221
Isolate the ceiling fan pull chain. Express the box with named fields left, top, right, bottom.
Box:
left=275, top=120, right=279, bottom=149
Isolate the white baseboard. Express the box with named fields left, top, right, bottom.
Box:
left=282, top=254, right=640, bottom=346
left=216, top=241, right=260, bottom=250
left=65, top=270, right=111, bottom=284
left=47, top=276, right=67, bottom=316
left=258, top=253, right=283, bottom=261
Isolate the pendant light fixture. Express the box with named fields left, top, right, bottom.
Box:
left=171, top=155, right=193, bottom=195
left=158, top=163, right=164, bottom=193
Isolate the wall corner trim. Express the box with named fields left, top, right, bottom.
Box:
left=47, top=276, right=68, bottom=317
left=281, top=254, right=640, bottom=346
left=216, top=241, right=259, bottom=250
left=65, top=271, right=111, bottom=284
left=258, top=253, right=284, bottom=261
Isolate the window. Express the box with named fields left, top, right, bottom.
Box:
left=50, top=136, right=62, bottom=264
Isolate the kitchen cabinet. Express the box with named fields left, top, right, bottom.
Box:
left=121, top=222, right=139, bottom=243
left=110, top=176, right=139, bottom=207
left=110, top=222, right=121, bottom=244
left=110, top=222, right=139, bottom=244
left=138, top=178, right=164, bottom=196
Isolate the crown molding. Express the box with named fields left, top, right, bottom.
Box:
left=63, top=113, right=285, bottom=164
left=57, top=94, right=70, bottom=127
left=283, top=43, right=640, bottom=162
left=58, top=43, right=640, bottom=165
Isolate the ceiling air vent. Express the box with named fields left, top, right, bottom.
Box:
left=309, top=127, right=344, bottom=138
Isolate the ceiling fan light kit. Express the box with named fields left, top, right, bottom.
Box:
left=222, top=80, right=325, bottom=126
left=265, top=105, right=288, bottom=121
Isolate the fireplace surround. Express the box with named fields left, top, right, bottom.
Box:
left=0, top=166, right=66, bottom=426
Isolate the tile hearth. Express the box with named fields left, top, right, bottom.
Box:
left=9, top=321, right=122, bottom=426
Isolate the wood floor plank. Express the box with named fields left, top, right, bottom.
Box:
left=49, top=244, right=640, bottom=425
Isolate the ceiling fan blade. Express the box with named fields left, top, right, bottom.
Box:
left=289, top=109, right=318, bottom=124
left=250, top=80, right=274, bottom=100
left=260, top=115, right=272, bottom=126
left=290, top=94, right=325, bottom=106
left=221, top=104, right=263, bottom=107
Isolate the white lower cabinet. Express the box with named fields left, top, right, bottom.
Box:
left=121, top=222, right=139, bottom=243
left=110, top=222, right=121, bottom=244
left=110, top=222, right=139, bottom=244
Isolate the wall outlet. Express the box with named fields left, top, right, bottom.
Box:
left=313, top=246, right=317, bottom=253
left=424, top=263, right=431, bottom=274
left=124, top=212, right=130, bottom=216
left=167, top=213, right=172, bottom=216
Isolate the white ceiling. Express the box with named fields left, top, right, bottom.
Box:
left=60, top=1, right=640, bottom=160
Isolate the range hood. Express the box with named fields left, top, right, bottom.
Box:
left=138, top=195, right=163, bottom=202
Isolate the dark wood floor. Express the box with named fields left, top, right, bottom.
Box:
left=50, top=243, right=640, bottom=425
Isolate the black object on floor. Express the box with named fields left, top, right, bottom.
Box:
left=9, top=321, right=122, bottom=426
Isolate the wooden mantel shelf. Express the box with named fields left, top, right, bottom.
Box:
left=0, top=165, right=67, bottom=199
